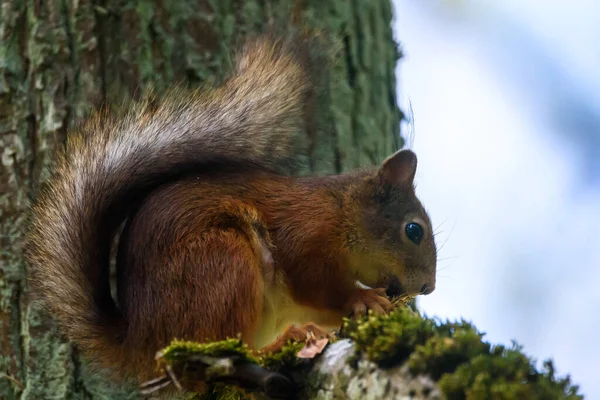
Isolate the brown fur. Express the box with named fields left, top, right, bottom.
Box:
left=24, top=32, right=437, bottom=388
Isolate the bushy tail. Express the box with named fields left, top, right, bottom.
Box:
left=25, top=32, right=318, bottom=377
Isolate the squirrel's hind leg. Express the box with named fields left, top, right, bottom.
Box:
left=117, top=210, right=268, bottom=374
left=176, top=227, right=267, bottom=344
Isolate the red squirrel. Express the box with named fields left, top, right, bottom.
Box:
left=25, top=31, right=437, bottom=386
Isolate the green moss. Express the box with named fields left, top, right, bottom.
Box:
left=342, top=307, right=582, bottom=399
left=159, top=338, right=309, bottom=400
left=407, top=322, right=490, bottom=380
left=159, top=339, right=256, bottom=400
left=341, top=306, right=436, bottom=367
left=160, top=338, right=259, bottom=365
left=259, top=341, right=306, bottom=372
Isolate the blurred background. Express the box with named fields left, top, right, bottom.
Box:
left=392, top=0, right=600, bottom=397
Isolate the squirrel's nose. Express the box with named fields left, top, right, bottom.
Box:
left=420, top=284, right=435, bottom=295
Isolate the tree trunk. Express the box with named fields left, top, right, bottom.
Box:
left=0, top=1, right=401, bottom=398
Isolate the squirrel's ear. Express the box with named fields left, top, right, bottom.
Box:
left=377, top=150, right=417, bottom=186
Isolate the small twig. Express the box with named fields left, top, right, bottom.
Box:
left=390, top=294, right=414, bottom=309
left=139, top=374, right=172, bottom=395
left=165, top=364, right=182, bottom=391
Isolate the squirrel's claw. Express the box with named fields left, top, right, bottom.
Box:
left=345, top=287, right=393, bottom=318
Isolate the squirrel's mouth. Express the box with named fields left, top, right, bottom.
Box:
left=356, top=274, right=406, bottom=298
left=384, top=274, right=404, bottom=298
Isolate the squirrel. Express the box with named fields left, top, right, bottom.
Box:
left=25, top=31, right=437, bottom=389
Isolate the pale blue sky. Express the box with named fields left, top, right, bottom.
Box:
left=393, top=0, right=600, bottom=397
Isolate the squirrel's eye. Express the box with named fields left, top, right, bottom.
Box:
left=405, top=222, right=424, bottom=245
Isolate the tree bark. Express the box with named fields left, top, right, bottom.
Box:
left=0, top=1, right=401, bottom=398
left=301, top=339, right=441, bottom=400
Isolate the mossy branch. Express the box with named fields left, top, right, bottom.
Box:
left=144, top=308, right=582, bottom=400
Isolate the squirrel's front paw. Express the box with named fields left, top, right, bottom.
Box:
left=259, top=322, right=335, bottom=356
left=344, top=288, right=392, bottom=317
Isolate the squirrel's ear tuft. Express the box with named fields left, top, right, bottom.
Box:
left=377, top=150, right=417, bottom=186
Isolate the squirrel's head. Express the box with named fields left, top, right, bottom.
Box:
left=348, top=149, right=437, bottom=299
